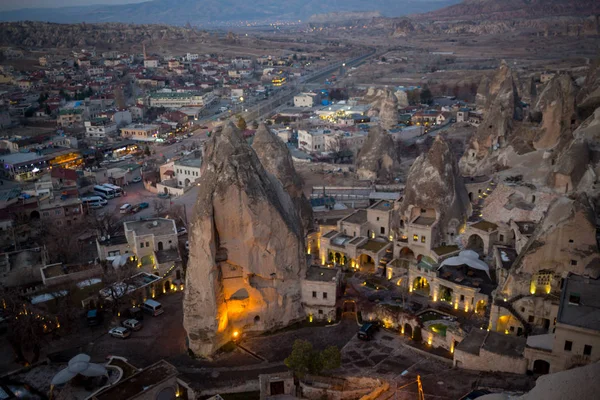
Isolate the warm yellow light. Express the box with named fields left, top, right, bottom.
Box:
left=454, top=302, right=458, bottom=310
left=504, top=329, right=509, bottom=335
left=309, top=314, right=313, bottom=323
left=307, top=247, right=311, bottom=255
left=545, top=286, right=551, bottom=294
left=163, top=288, right=166, bottom=294
left=233, top=330, right=239, bottom=339
left=465, top=303, right=469, bottom=312
left=433, top=293, right=437, bottom=302
left=450, top=342, right=454, bottom=353
left=180, top=284, right=184, bottom=291
left=401, top=326, right=405, bottom=335
left=427, top=336, right=432, bottom=345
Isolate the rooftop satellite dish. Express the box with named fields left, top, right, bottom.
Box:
left=107, top=234, right=111, bottom=239
left=101, top=236, right=106, bottom=241
left=153, top=221, right=158, bottom=226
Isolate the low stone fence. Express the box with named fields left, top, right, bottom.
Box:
left=300, top=376, right=383, bottom=400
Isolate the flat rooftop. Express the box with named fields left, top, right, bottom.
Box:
left=0, top=152, right=44, bottom=165
left=155, top=248, right=181, bottom=264
left=322, top=230, right=339, bottom=239
left=124, top=218, right=176, bottom=237
left=175, top=158, right=202, bottom=168
left=359, top=239, right=390, bottom=253
left=438, top=263, right=496, bottom=295
left=95, top=360, right=178, bottom=400
left=471, top=220, right=498, bottom=232
left=342, top=209, right=367, bottom=225
left=42, top=263, right=98, bottom=279
left=369, top=200, right=394, bottom=212
left=456, top=328, right=486, bottom=355
left=39, top=197, right=82, bottom=210
left=412, top=216, right=436, bottom=226
left=557, top=274, right=600, bottom=331
left=432, top=245, right=460, bottom=257
left=482, top=330, right=526, bottom=358
left=306, top=266, right=338, bottom=282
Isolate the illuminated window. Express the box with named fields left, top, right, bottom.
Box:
left=413, top=234, right=419, bottom=242
left=421, top=236, right=426, bottom=243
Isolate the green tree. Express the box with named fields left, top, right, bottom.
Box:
left=237, top=116, right=247, bottom=131
left=420, top=86, right=433, bottom=105
left=284, top=340, right=341, bottom=378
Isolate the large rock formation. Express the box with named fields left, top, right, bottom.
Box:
left=531, top=74, right=577, bottom=150
left=378, top=90, right=399, bottom=130
left=183, top=122, right=305, bottom=357
left=576, top=59, right=600, bottom=119
left=252, top=123, right=314, bottom=234
left=460, top=61, right=522, bottom=175
left=399, top=136, right=471, bottom=246
left=355, top=125, right=401, bottom=182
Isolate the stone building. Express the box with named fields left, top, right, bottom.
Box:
left=301, top=266, right=342, bottom=322
left=523, top=274, right=600, bottom=374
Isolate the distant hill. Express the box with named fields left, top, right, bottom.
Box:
left=0, top=0, right=460, bottom=26
left=414, top=0, right=600, bottom=21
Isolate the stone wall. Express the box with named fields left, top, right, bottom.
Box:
left=454, top=346, right=527, bottom=374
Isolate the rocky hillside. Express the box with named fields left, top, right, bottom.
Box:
left=0, top=21, right=206, bottom=49
left=415, top=0, right=600, bottom=21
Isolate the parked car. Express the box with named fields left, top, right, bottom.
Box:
left=122, top=319, right=143, bottom=331
left=109, top=327, right=131, bottom=339
left=357, top=323, right=379, bottom=341
left=138, top=202, right=149, bottom=209
left=158, top=193, right=170, bottom=199
left=177, top=227, right=187, bottom=236
left=129, top=204, right=141, bottom=214
left=132, top=176, right=142, bottom=183
left=87, top=309, right=103, bottom=327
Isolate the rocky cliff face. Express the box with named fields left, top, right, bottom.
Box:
left=399, top=136, right=470, bottom=245
left=532, top=74, right=577, bottom=150
left=576, top=60, right=600, bottom=120
left=378, top=90, right=399, bottom=130
left=460, top=61, right=521, bottom=175
left=355, top=125, right=401, bottom=182
left=252, top=123, right=314, bottom=234
left=183, top=122, right=305, bottom=357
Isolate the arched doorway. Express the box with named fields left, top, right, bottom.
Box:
left=439, top=285, right=453, bottom=303
left=163, top=187, right=169, bottom=194
left=399, top=247, right=415, bottom=260
left=359, top=254, right=375, bottom=271
left=476, top=300, right=486, bottom=314
left=412, top=276, right=430, bottom=296
left=468, top=192, right=473, bottom=202
left=157, top=241, right=164, bottom=251
left=164, top=281, right=171, bottom=293
left=533, top=360, right=550, bottom=375
left=30, top=210, right=40, bottom=220
left=184, top=178, right=190, bottom=187
left=467, top=234, right=485, bottom=255
left=404, top=323, right=413, bottom=338
left=343, top=300, right=356, bottom=313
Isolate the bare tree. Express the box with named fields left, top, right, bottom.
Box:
left=153, top=199, right=168, bottom=216
left=100, top=260, right=137, bottom=315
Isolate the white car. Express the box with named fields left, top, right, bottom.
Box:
left=108, top=326, right=131, bottom=339
left=122, top=319, right=142, bottom=331
left=132, top=176, right=142, bottom=183
left=177, top=227, right=187, bottom=236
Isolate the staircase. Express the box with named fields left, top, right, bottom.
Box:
left=494, top=294, right=531, bottom=335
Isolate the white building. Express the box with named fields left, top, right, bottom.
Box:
left=185, top=53, right=199, bottom=62
left=301, top=266, right=341, bottom=321
left=174, top=158, right=202, bottom=188
left=298, top=129, right=329, bottom=153
left=120, top=123, right=160, bottom=142
left=323, top=130, right=367, bottom=156
left=85, top=119, right=118, bottom=139
left=149, top=91, right=216, bottom=109
left=144, top=58, right=159, bottom=68
left=294, top=92, right=320, bottom=108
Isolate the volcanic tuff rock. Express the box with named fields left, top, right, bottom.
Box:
left=356, top=125, right=401, bottom=182
left=183, top=122, right=305, bottom=357
left=379, top=90, right=399, bottom=130
left=531, top=74, right=577, bottom=150
left=252, top=123, right=314, bottom=234
left=576, top=59, right=600, bottom=120
left=399, top=136, right=470, bottom=245
left=460, top=61, right=521, bottom=175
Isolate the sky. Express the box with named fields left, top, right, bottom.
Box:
left=0, top=0, right=148, bottom=11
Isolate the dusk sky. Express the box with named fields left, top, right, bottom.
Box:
left=0, top=0, right=148, bottom=11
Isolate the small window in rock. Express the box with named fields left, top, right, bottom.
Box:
left=254, top=315, right=260, bottom=324
left=499, top=234, right=504, bottom=242
left=571, top=260, right=578, bottom=266
left=521, top=307, right=525, bottom=313
left=318, top=309, right=323, bottom=315
left=564, top=341, right=573, bottom=351
left=569, top=293, right=580, bottom=305
left=376, top=217, right=380, bottom=221
left=460, top=295, right=465, bottom=301
left=323, top=292, right=328, bottom=299
left=528, top=315, right=534, bottom=323
left=380, top=227, right=385, bottom=234
left=569, top=239, right=574, bottom=243
left=584, top=345, right=592, bottom=356
left=312, top=291, right=317, bottom=298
